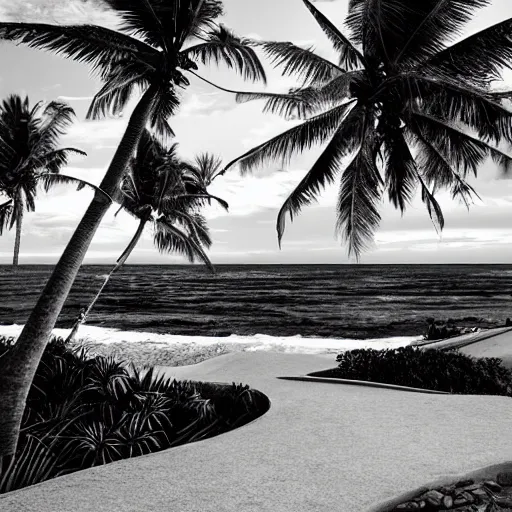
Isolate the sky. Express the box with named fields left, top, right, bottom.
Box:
left=1, top=0, right=512, bottom=265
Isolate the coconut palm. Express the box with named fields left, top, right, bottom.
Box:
left=0, top=95, right=91, bottom=266
left=222, top=0, right=512, bottom=258
left=0, top=0, right=265, bottom=457
left=66, top=130, right=227, bottom=342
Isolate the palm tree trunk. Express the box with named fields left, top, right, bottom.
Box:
left=0, top=85, right=158, bottom=458
left=66, top=218, right=147, bottom=343
left=12, top=195, right=23, bottom=267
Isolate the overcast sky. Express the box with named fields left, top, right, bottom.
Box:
left=1, top=0, right=512, bottom=265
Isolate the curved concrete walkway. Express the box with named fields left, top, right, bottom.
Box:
left=2, top=351, right=512, bottom=512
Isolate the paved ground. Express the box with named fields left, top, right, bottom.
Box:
left=3, top=349, right=512, bottom=512
left=459, top=329, right=512, bottom=367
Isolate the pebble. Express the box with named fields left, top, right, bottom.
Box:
left=391, top=474, right=512, bottom=512
left=498, top=472, right=512, bottom=487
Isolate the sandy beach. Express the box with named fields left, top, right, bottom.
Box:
left=0, top=324, right=422, bottom=367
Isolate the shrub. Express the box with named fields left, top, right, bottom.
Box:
left=0, top=337, right=269, bottom=493
left=312, top=346, right=512, bottom=395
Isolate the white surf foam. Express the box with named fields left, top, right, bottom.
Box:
left=0, top=324, right=422, bottom=355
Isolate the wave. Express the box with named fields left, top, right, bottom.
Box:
left=0, top=324, right=422, bottom=356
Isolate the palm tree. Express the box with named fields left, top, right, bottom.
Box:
left=221, top=0, right=512, bottom=258
left=0, top=95, right=89, bottom=266
left=0, top=0, right=265, bottom=457
left=66, top=130, right=227, bottom=343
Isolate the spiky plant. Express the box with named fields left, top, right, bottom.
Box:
left=0, top=0, right=265, bottom=458
left=0, top=337, right=270, bottom=493
left=222, top=0, right=512, bottom=259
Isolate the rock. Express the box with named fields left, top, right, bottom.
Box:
left=459, top=484, right=481, bottom=492
left=497, top=472, right=512, bottom=487
left=496, top=496, right=512, bottom=508
left=416, top=489, right=444, bottom=508
left=396, top=502, right=420, bottom=511
left=441, top=495, right=453, bottom=509
left=470, top=487, right=488, bottom=500
left=483, top=480, right=502, bottom=493
left=453, top=491, right=474, bottom=506
left=455, top=479, right=475, bottom=488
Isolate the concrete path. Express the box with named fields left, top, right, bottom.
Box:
left=411, top=326, right=512, bottom=351
left=459, top=329, right=512, bottom=366
left=3, top=351, right=512, bottom=512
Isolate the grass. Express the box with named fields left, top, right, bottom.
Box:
left=0, top=336, right=270, bottom=494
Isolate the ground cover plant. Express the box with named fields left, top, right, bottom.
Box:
left=312, top=346, right=512, bottom=395
left=0, top=336, right=270, bottom=494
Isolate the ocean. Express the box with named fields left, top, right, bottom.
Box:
left=1, top=264, right=512, bottom=341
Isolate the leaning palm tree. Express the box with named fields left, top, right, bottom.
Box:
left=66, top=131, right=227, bottom=343
left=222, top=0, right=512, bottom=258
left=0, top=94, right=107, bottom=266
left=0, top=0, right=265, bottom=457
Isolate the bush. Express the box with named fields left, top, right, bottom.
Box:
left=0, top=337, right=270, bottom=493
left=312, top=346, right=512, bottom=395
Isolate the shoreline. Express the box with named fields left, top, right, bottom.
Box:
left=0, top=324, right=422, bottom=367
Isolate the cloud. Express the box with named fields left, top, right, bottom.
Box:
left=62, top=118, right=127, bottom=149
left=0, top=0, right=120, bottom=29
left=57, top=95, right=95, bottom=102
left=205, top=166, right=336, bottom=220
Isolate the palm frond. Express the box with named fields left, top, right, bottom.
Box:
left=86, top=62, right=151, bottom=120
left=190, top=153, right=222, bottom=186
left=301, top=0, right=364, bottom=70
left=410, top=125, right=481, bottom=209
left=312, top=71, right=363, bottom=110
left=170, top=193, right=229, bottom=212
left=235, top=88, right=316, bottom=120
left=383, top=132, right=417, bottom=213
left=103, top=0, right=223, bottom=51
left=24, top=148, right=86, bottom=179
left=336, top=128, right=382, bottom=260
left=412, top=111, right=512, bottom=176
left=38, top=101, right=77, bottom=146
left=416, top=171, right=445, bottom=234
left=259, top=41, right=344, bottom=85
left=223, top=100, right=357, bottom=175
left=37, top=174, right=113, bottom=203
left=173, top=210, right=212, bottom=249
left=149, top=85, right=180, bottom=141
left=409, top=76, right=512, bottom=144
left=154, top=217, right=214, bottom=273
left=419, top=16, right=512, bottom=86
left=183, top=25, right=266, bottom=83
left=0, top=199, right=13, bottom=235
left=393, top=0, right=490, bottom=66
left=0, top=23, right=158, bottom=77
left=346, top=0, right=389, bottom=63
left=277, top=103, right=366, bottom=246
left=236, top=71, right=361, bottom=121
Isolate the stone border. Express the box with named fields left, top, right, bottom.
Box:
left=277, top=375, right=450, bottom=395
left=367, top=461, right=512, bottom=512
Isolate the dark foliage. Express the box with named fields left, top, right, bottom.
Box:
left=313, top=346, right=512, bottom=395
left=0, top=336, right=269, bottom=493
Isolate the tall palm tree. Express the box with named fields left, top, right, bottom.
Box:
left=66, top=131, right=227, bottom=342
left=0, top=0, right=265, bottom=457
left=0, top=95, right=89, bottom=266
left=222, top=0, right=512, bottom=258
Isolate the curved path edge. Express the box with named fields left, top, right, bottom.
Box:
left=280, top=375, right=450, bottom=394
